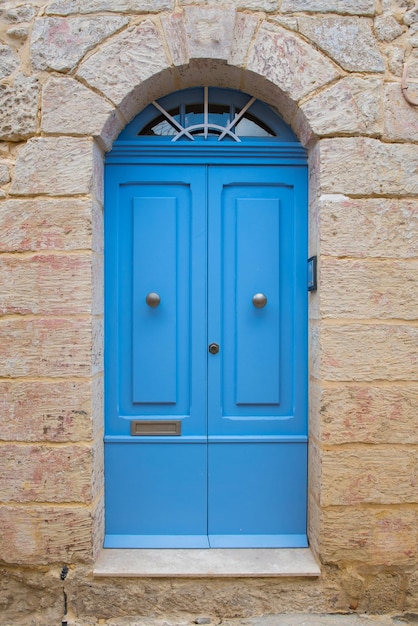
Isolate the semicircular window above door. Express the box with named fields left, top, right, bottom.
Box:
left=104, top=87, right=308, bottom=549
left=117, top=86, right=299, bottom=143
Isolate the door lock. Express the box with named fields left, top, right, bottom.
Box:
left=208, top=343, right=220, bottom=354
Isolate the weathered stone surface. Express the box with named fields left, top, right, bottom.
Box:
left=384, top=82, right=418, bottom=141
left=310, top=381, right=418, bottom=444
left=0, top=198, right=100, bottom=252
left=316, top=443, right=418, bottom=505
left=229, top=12, right=260, bottom=67
left=318, top=138, right=418, bottom=195
left=314, top=324, right=418, bottom=381
left=0, top=43, right=19, bottom=79
left=319, top=506, right=417, bottom=566
left=7, top=25, right=30, bottom=39
left=10, top=137, right=96, bottom=196
left=386, top=45, right=405, bottom=76
left=404, top=6, right=418, bottom=24
left=46, top=0, right=174, bottom=14
left=77, top=22, right=169, bottom=118
left=247, top=23, right=339, bottom=101
left=281, top=0, right=376, bottom=14
left=184, top=7, right=236, bottom=60
left=0, top=162, right=10, bottom=185
left=0, top=253, right=96, bottom=315
left=0, top=505, right=94, bottom=564
left=0, top=4, right=38, bottom=23
left=180, top=0, right=277, bottom=10
left=0, top=379, right=102, bottom=442
left=298, top=17, right=384, bottom=72
left=320, top=258, right=418, bottom=319
left=30, top=16, right=129, bottom=71
left=0, top=443, right=96, bottom=503
left=41, top=77, right=122, bottom=150
left=0, top=73, right=39, bottom=141
left=374, top=14, right=404, bottom=41
left=297, top=76, right=382, bottom=143
left=0, top=317, right=100, bottom=378
left=161, top=11, right=188, bottom=66
left=317, top=197, right=418, bottom=258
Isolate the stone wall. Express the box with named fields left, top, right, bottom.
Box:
left=0, top=0, right=418, bottom=623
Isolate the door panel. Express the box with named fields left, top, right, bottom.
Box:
left=207, top=166, right=307, bottom=436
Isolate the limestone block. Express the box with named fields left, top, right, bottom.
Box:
left=297, top=76, right=382, bottom=143
left=184, top=7, right=236, bottom=60
left=0, top=162, right=10, bottom=185
left=319, top=506, right=417, bottom=566
left=315, top=324, right=418, bottom=381
left=247, top=23, right=339, bottom=102
left=229, top=12, right=260, bottom=67
left=30, top=16, right=129, bottom=72
left=318, top=138, right=418, bottom=196
left=0, top=198, right=100, bottom=252
left=0, top=4, right=38, bottom=23
left=281, top=0, right=376, bottom=14
left=310, top=382, right=418, bottom=444
left=0, top=43, right=19, bottom=79
left=298, top=17, right=384, bottom=72
left=46, top=0, right=174, bottom=14
left=161, top=12, right=189, bottom=66
left=0, top=505, right=94, bottom=564
left=0, top=379, right=101, bottom=442
left=0, top=317, right=98, bottom=377
left=384, top=82, right=418, bottom=141
left=180, top=0, right=277, bottom=10
left=77, top=22, right=169, bottom=119
left=374, top=14, right=404, bottom=41
left=317, top=443, right=418, bottom=505
left=320, top=258, right=418, bottom=320
left=0, top=253, right=96, bottom=315
left=92, top=317, right=104, bottom=374
left=387, top=45, right=405, bottom=76
left=10, top=137, right=96, bottom=196
left=41, top=77, right=123, bottom=151
left=404, top=6, right=418, bottom=24
left=0, top=73, right=39, bottom=141
left=0, top=443, right=96, bottom=503
left=6, top=26, right=30, bottom=40
left=317, top=197, right=418, bottom=258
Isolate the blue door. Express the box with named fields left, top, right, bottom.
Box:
left=104, top=87, right=307, bottom=548
left=104, top=161, right=308, bottom=548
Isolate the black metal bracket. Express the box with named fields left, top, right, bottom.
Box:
left=307, top=256, right=317, bottom=292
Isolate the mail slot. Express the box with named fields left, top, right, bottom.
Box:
left=130, top=420, right=181, bottom=436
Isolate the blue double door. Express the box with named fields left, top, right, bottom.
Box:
left=105, top=161, right=308, bottom=548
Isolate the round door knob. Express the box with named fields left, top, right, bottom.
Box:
left=252, top=293, right=267, bottom=308
left=145, top=292, right=161, bottom=308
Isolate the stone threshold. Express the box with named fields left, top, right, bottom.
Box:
left=93, top=548, right=321, bottom=578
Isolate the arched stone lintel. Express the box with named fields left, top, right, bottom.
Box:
left=68, top=9, right=347, bottom=149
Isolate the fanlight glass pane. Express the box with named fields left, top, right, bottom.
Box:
left=124, top=87, right=299, bottom=143
left=141, top=108, right=179, bottom=136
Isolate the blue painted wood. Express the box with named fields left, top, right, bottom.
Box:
left=132, top=196, right=177, bottom=403
left=105, top=167, right=207, bottom=437
left=207, top=166, right=308, bottom=437
left=207, top=442, right=307, bottom=547
left=105, top=442, right=208, bottom=546
left=104, top=91, right=308, bottom=548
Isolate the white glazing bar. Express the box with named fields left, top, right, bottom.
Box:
left=204, top=86, right=209, bottom=139
left=151, top=100, right=195, bottom=141
left=218, top=96, right=256, bottom=141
